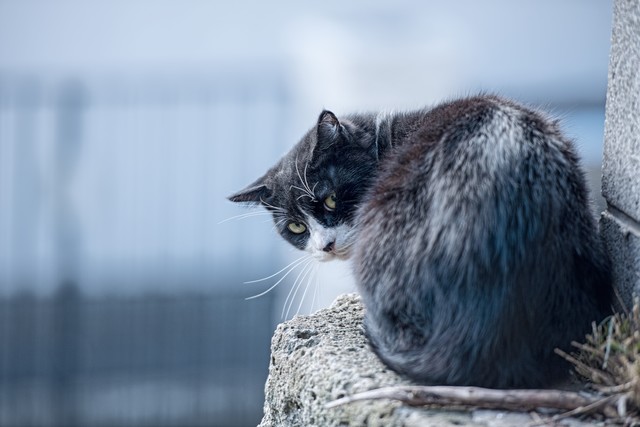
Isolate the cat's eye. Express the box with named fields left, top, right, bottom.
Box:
left=324, top=192, right=337, bottom=211
left=287, top=222, right=307, bottom=234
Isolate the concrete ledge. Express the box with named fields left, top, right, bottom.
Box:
left=258, top=293, right=412, bottom=427
left=258, top=294, right=596, bottom=427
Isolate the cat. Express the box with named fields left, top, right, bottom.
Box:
left=229, top=94, right=612, bottom=388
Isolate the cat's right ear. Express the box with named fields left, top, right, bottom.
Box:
left=228, top=178, right=270, bottom=204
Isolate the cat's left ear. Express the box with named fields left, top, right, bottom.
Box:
left=317, top=110, right=342, bottom=140
left=228, top=176, right=270, bottom=204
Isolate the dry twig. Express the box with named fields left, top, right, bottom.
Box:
left=326, top=384, right=615, bottom=412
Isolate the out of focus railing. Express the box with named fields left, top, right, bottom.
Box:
left=0, top=68, right=290, bottom=426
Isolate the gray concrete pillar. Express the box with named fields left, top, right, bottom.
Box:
left=601, top=0, right=640, bottom=308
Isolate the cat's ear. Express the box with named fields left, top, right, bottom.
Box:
left=228, top=177, right=270, bottom=204
left=317, top=110, right=341, bottom=140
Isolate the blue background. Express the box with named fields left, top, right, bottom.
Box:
left=0, top=1, right=612, bottom=425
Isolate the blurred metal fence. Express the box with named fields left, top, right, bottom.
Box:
left=0, top=69, right=289, bottom=426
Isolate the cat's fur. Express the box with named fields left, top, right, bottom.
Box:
left=229, top=94, right=612, bottom=388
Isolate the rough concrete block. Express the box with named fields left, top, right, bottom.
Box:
left=602, top=0, right=640, bottom=222
left=601, top=209, right=640, bottom=307
left=258, top=293, right=412, bottom=427
left=259, top=293, right=598, bottom=427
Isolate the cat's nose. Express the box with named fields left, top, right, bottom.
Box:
left=322, top=241, right=335, bottom=253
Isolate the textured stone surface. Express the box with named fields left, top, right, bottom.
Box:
left=602, top=0, right=640, bottom=222
left=601, top=0, right=640, bottom=307
left=258, top=293, right=597, bottom=427
left=258, top=293, right=412, bottom=427
left=601, top=210, right=640, bottom=307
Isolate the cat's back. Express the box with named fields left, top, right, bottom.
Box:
left=360, top=95, right=583, bottom=258
left=353, top=95, right=610, bottom=388
left=374, top=95, right=574, bottom=200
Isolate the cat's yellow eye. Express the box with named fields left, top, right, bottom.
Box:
left=287, top=222, right=307, bottom=234
left=324, top=192, right=337, bottom=211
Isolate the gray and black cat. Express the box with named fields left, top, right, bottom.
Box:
left=229, top=94, right=612, bottom=388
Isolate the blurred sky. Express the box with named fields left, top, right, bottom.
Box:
left=0, top=0, right=613, bottom=153
left=0, top=0, right=614, bottom=302
left=0, top=4, right=616, bottom=425
left=0, top=1, right=611, bottom=104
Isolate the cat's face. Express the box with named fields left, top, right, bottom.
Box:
left=229, top=110, right=378, bottom=261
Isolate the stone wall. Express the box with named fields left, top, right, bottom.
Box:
left=601, top=0, right=640, bottom=307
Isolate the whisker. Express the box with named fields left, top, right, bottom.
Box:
left=244, top=255, right=309, bottom=284
left=259, top=197, right=288, bottom=213
left=281, top=259, right=313, bottom=319
left=245, top=280, right=281, bottom=301
left=295, top=155, right=307, bottom=192
left=245, top=255, right=311, bottom=301
left=283, top=260, right=315, bottom=319
left=336, top=239, right=357, bottom=254
left=310, top=267, right=319, bottom=314
left=217, top=210, right=273, bottom=224
left=245, top=258, right=309, bottom=301
left=271, top=217, right=288, bottom=232
left=295, top=262, right=318, bottom=316
left=289, top=185, right=306, bottom=193
left=294, top=155, right=317, bottom=201
left=289, top=184, right=315, bottom=201
left=281, top=260, right=313, bottom=319
left=296, top=193, right=315, bottom=201
left=302, top=161, right=316, bottom=200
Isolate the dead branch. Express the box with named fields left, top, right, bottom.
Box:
left=527, top=394, right=619, bottom=426
left=325, top=384, right=619, bottom=415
